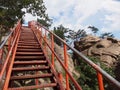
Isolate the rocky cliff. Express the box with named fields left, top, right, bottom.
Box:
left=74, top=35, right=120, bottom=67
left=74, top=35, right=120, bottom=83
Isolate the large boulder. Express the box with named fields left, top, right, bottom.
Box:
left=74, top=35, right=120, bottom=67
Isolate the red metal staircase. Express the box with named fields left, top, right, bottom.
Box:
left=4, top=27, right=63, bottom=90
left=0, top=20, right=120, bottom=90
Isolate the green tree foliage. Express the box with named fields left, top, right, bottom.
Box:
left=53, top=25, right=68, bottom=46
left=68, top=29, right=87, bottom=41
left=0, top=0, right=49, bottom=41
left=74, top=56, right=115, bottom=90
left=37, top=18, right=52, bottom=28
left=100, top=32, right=114, bottom=39
left=88, top=26, right=99, bottom=35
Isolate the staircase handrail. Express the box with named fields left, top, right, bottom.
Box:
left=37, top=22, right=120, bottom=89
left=0, top=19, right=21, bottom=83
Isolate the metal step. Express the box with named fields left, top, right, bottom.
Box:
left=16, top=52, right=44, bottom=56
left=17, top=48, right=42, bottom=52
left=15, top=56, right=45, bottom=60
left=14, top=61, right=47, bottom=65
left=18, top=43, right=40, bottom=46
left=10, top=73, right=53, bottom=80
left=6, top=27, right=61, bottom=90
left=12, top=66, right=50, bottom=72
left=17, top=46, right=41, bottom=49
left=18, top=41, right=38, bottom=44
left=8, top=83, right=57, bottom=90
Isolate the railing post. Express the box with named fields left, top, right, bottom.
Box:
left=40, top=27, right=42, bottom=43
left=51, top=34, right=54, bottom=68
left=44, top=30, right=47, bottom=55
left=8, top=36, right=11, bottom=51
left=0, top=49, right=3, bottom=71
left=58, top=72, right=63, bottom=83
left=97, top=63, right=104, bottom=90
left=64, top=43, right=69, bottom=90
left=39, top=27, right=42, bottom=43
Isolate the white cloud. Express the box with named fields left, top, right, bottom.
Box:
left=101, top=0, right=120, bottom=32
left=23, top=13, right=37, bottom=23
left=44, top=0, right=120, bottom=35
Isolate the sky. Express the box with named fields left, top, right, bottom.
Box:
left=24, top=0, right=120, bottom=39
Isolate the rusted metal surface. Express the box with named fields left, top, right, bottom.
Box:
left=0, top=49, right=3, bottom=71
left=10, top=73, right=53, bottom=80
left=17, top=45, right=41, bottom=48
left=2, top=26, right=64, bottom=90
left=64, top=44, right=69, bottom=90
left=34, top=28, right=82, bottom=89
left=17, top=48, right=42, bottom=52
left=14, top=61, right=47, bottom=65
left=44, top=30, right=47, bottom=55
left=3, top=20, right=21, bottom=90
left=32, top=27, right=65, bottom=90
left=16, top=52, right=43, bottom=55
left=8, top=83, right=57, bottom=90
left=51, top=34, right=55, bottom=68
left=0, top=49, right=3, bottom=59
left=41, top=35, right=82, bottom=90
left=2, top=20, right=119, bottom=90
left=15, top=55, right=45, bottom=60
left=12, top=66, right=50, bottom=71
left=0, top=20, right=21, bottom=83
left=58, top=72, right=63, bottom=84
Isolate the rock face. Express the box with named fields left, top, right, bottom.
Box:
left=74, top=35, right=120, bottom=67
left=46, top=39, right=80, bottom=87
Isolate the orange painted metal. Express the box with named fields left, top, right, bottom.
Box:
left=10, top=73, right=53, bottom=80
left=0, top=49, right=3, bottom=60
left=8, top=83, right=57, bottom=90
left=0, top=21, right=21, bottom=83
left=44, top=30, right=47, bottom=55
left=39, top=27, right=42, bottom=43
left=41, top=33, right=82, bottom=90
left=97, top=72, right=104, bottom=90
left=58, top=72, right=63, bottom=83
left=11, top=20, right=119, bottom=90
left=32, top=23, right=82, bottom=89
left=8, top=36, right=11, bottom=51
left=32, top=26, right=65, bottom=90
left=51, top=34, right=54, bottom=68
left=0, top=49, right=3, bottom=70
left=3, top=23, right=21, bottom=89
left=64, top=44, right=69, bottom=90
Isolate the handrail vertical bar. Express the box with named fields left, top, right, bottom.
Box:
left=58, top=72, right=63, bottom=83
left=3, top=22, right=21, bottom=89
left=0, top=49, right=3, bottom=70
left=35, top=22, right=120, bottom=89
left=36, top=28, right=39, bottom=85
left=97, top=63, right=104, bottom=90
left=8, top=36, right=11, bottom=51
left=51, top=34, right=54, bottom=68
left=44, top=30, right=47, bottom=55
left=38, top=27, right=42, bottom=43
left=41, top=28, right=42, bottom=43
left=64, top=43, right=69, bottom=90
left=0, top=20, right=21, bottom=82
left=97, top=72, right=104, bottom=90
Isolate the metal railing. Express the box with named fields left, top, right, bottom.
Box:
left=0, top=20, right=21, bottom=89
left=30, top=21, right=120, bottom=90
